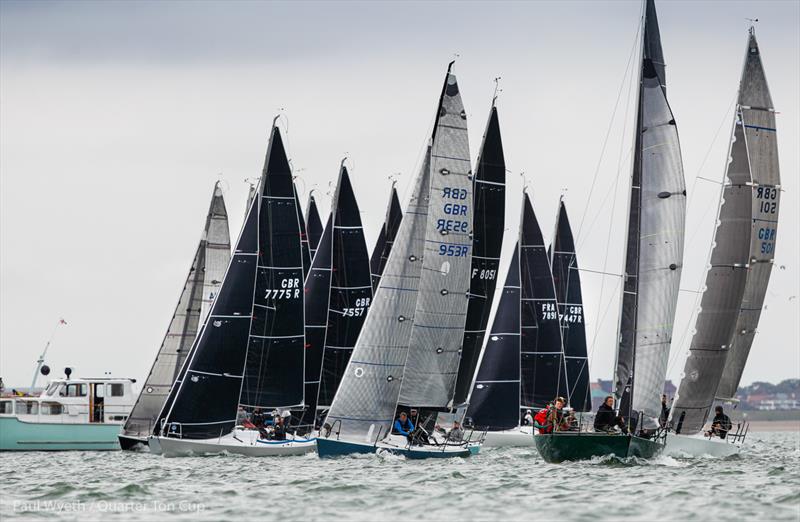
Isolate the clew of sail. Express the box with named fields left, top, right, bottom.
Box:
left=616, top=0, right=686, bottom=422
left=453, top=103, right=506, bottom=407
left=716, top=30, right=780, bottom=400
left=399, top=67, right=473, bottom=408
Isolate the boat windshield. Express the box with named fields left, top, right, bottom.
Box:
left=45, top=382, right=61, bottom=396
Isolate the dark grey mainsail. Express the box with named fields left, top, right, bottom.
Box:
left=399, top=66, right=473, bottom=409
left=121, top=183, right=230, bottom=444
left=453, top=103, right=506, bottom=406
left=716, top=29, right=781, bottom=401
left=160, top=123, right=305, bottom=439
left=306, top=194, right=324, bottom=261
left=369, top=185, right=402, bottom=291
left=615, top=0, right=686, bottom=423
left=549, top=199, right=591, bottom=412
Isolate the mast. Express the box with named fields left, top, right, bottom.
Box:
left=615, top=0, right=686, bottom=425
left=453, top=100, right=507, bottom=406
left=306, top=193, right=324, bottom=261
left=716, top=27, right=781, bottom=400
left=369, top=184, right=403, bottom=291
left=549, top=199, right=591, bottom=412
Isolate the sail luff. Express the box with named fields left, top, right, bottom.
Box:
left=453, top=103, right=506, bottom=406
left=716, top=29, right=780, bottom=399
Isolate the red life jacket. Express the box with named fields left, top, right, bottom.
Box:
left=534, top=408, right=553, bottom=434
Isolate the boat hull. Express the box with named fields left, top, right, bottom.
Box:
left=662, top=433, right=741, bottom=458
left=317, top=437, right=480, bottom=459
left=118, top=434, right=148, bottom=451
left=0, top=417, right=121, bottom=451
left=534, top=432, right=663, bottom=463
left=482, top=426, right=536, bottom=447
left=154, top=430, right=316, bottom=457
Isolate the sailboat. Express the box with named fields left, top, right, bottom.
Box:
left=317, top=63, right=481, bottom=458
left=297, top=163, right=373, bottom=431
left=549, top=199, right=592, bottom=413
left=666, top=26, right=780, bottom=458
left=467, top=193, right=567, bottom=447
left=534, top=0, right=686, bottom=462
left=306, top=193, right=324, bottom=262
left=119, top=182, right=231, bottom=450
left=369, top=184, right=402, bottom=292
left=151, top=120, right=316, bottom=456
left=452, top=101, right=506, bottom=414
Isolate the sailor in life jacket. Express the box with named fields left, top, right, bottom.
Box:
left=534, top=397, right=566, bottom=434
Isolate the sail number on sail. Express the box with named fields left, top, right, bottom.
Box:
left=264, top=277, right=302, bottom=299
left=437, top=186, right=470, bottom=257
left=560, top=305, right=583, bottom=324
left=342, top=297, right=371, bottom=317
left=756, top=186, right=778, bottom=254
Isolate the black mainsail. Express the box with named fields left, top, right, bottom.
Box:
left=453, top=103, right=506, bottom=406
left=615, top=0, right=686, bottom=424
left=306, top=194, right=324, bottom=262
left=549, top=199, right=591, bottom=412
left=520, top=193, right=568, bottom=410
left=316, top=167, right=373, bottom=412
left=160, top=124, right=305, bottom=439
left=672, top=28, right=780, bottom=432
left=369, top=185, right=402, bottom=292
left=467, top=193, right=566, bottom=429
left=295, top=185, right=312, bottom=279
left=121, top=183, right=230, bottom=444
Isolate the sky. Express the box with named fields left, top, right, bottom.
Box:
left=1, top=0, right=798, bottom=390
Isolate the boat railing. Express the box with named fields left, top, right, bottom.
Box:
left=326, top=419, right=343, bottom=440
left=726, top=421, right=749, bottom=445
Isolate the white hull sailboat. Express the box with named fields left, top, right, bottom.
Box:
left=482, top=426, right=536, bottom=448
left=155, top=428, right=315, bottom=457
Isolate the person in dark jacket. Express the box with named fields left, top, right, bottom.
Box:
left=707, top=406, right=732, bottom=439
left=272, top=415, right=287, bottom=441
left=594, top=395, right=627, bottom=433
left=659, top=394, right=671, bottom=427
left=394, top=412, right=415, bottom=442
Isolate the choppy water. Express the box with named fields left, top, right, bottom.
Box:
left=1, top=431, right=798, bottom=521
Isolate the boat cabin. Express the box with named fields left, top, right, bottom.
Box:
left=0, top=377, right=136, bottom=425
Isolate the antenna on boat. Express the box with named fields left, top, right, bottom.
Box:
left=745, top=18, right=758, bottom=35
left=30, top=318, right=67, bottom=391
left=492, top=77, right=502, bottom=105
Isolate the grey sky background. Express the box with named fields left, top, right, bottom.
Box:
left=1, top=0, right=798, bottom=389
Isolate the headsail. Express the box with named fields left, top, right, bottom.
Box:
left=306, top=194, right=324, bottom=261
left=549, top=199, right=591, bottom=412
left=399, top=66, right=473, bottom=408
left=296, top=185, right=312, bottom=279
left=369, top=185, right=403, bottom=291
left=161, top=124, right=305, bottom=439
left=519, top=193, right=567, bottom=410
left=616, top=0, right=686, bottom=423
left=716, top=29, right=781, bottom=400
left=122, top=183, right=231, bottom=440
left=453, top=103, right=506, bottom=406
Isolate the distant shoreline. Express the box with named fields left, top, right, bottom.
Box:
left=746, top=420, right=800, bottom=432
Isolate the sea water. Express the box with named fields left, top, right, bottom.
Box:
left=1, top=431, right=798, bottom=521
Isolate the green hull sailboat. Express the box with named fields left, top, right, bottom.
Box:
left=535, top=432, right=662, bottom=463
